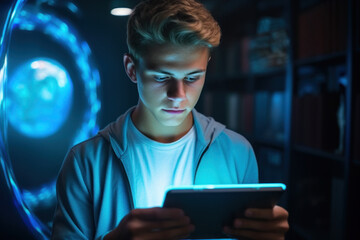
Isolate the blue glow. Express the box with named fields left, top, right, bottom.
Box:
left=0, top=2, right=101, bottom=239
left=7, top=58, right=73, bottom=138
left=165, top=183, right=287, bottom=192
left=22, top=181, right=56, bottom=209
left=11, top=5, right=102, bottom=146
left=0, top=57, right=6, bottom=104
left=67, top=2, right=79, bottom=14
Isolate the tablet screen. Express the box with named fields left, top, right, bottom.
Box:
left=162, top=183, right=286, bottom=239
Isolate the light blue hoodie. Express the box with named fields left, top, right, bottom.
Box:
left=51, top=107, right=258, bottom=239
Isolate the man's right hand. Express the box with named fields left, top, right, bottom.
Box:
left=104, top=207, right=195, bottom=240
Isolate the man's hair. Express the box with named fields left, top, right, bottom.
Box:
left=127, top=0, right=221, bottom=60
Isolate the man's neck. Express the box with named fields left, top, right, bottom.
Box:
left=131, top=105, right=193, bottom=143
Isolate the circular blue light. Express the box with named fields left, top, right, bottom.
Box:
left=7, top=58, right=73, bottom=138
left=0, top=1, right=101, bottom=239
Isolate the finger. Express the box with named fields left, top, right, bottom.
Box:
left=144, top=224, right=195, bottom=240
left=128, top=216, right=191, bottom=233
left=245, top=206, right=289, bottom=220
left=223, top=227, right=285, bottom=240
left=231, top=218, right=289, bottom=233
left=130, top=207, right=185, bottom=221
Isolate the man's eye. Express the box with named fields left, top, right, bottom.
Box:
left=154, top=76, right=170, bottom=82
left=185, top=76, right=200, bottom=82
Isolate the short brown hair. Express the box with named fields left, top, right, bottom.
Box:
left=127, top=0, right=221, bottom=60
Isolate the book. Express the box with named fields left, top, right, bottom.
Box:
left=254, top=91, right=271, bottom=138
left=268, top=92, right=285, bottom=141
left=240, top=37, right=251, bottom=73
left=253, top=91, right=285, bottom=141
left=297, top=0, right=347, bottom=59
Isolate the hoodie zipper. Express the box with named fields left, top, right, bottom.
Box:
left=119, top=160, right=135, bottom=210
left=193, top=139, right=213, bottom=184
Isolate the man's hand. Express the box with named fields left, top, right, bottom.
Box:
left=104, top=207, right=195, bottom=240
left=223, top=205, right=289, bottom=240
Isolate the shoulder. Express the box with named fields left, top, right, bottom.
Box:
left=210, top=127, right=255, bottom=162
left=62, top=134, right=115, bottom=175
left=70, top=134, right=111, bottom=157
left=220, top=128, right=252, bottom=149
left=193, top=109, right=253, bottom=151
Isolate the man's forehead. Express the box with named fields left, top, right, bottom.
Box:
left=139, top=44, right=210, bottom=69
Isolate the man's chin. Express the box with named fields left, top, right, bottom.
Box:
left=161, top=119, right=185, bottom=127
left=158, top=109, right=192, bottom=127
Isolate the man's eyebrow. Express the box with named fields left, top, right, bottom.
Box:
left=187, top=70, right=206, bottom=75
left=147, top=69, right=206, bottom=75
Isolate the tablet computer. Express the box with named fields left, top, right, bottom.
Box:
left=162, top=183, right=286, bottom=239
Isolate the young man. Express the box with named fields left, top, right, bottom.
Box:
left=51, top=0, right=289, bottom=239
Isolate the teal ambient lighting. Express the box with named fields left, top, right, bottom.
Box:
left=7, top=58, right=73, bottom=138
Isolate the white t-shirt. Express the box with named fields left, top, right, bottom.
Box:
left=125, top=119, right=196, bottom=209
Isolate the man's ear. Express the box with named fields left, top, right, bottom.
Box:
left=123, top=53, right=137, bottom=83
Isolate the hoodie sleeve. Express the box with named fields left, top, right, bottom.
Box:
left=225, top=129, right=259, bottom=184
left=243, top=144, right=259, bottom=183
left=51, top=149, right=95, bottom=240
left=218, top=128, right=259, bottom=184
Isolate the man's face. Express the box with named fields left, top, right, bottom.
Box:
left=133, top=44, right=209, bottom=130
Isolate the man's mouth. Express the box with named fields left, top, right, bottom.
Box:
left=162, top=109, right=186, bottom=114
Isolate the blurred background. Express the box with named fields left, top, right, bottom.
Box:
left=0, top=0, right=359, bottom=239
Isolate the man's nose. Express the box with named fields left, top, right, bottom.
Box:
left=167, top=80, right=186, bottom=102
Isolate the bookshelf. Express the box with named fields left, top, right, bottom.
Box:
left=200, top=0, right=360, bottom=239
left=295, top=51, right=346, bottom=66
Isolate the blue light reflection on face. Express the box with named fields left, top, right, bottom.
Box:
left=7, top=58, right=73, bottom=138
left=0, top=1, right=101, bottom=239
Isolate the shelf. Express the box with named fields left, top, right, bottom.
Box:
left=203, top=1, right=358, bottom=240
left=292, top=144, right=344, bottom=162
left=295, top=51, right=347, bottom=67
left=249, top=67, right=286, bottom=79
left=206, top=67, right=286, bottom=92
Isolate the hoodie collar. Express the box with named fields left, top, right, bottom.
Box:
left=98, top=107, right=226, bottom=159
left=192, top=108, right=225, bottom=146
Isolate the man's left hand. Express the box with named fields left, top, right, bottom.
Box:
left=223, top=205, right=289, bottom=240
